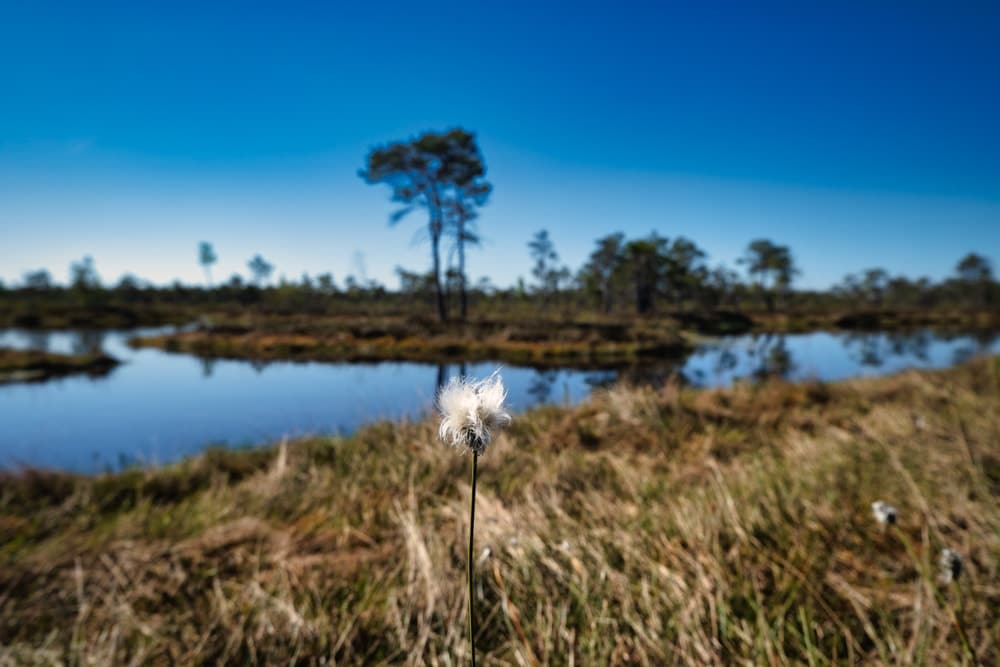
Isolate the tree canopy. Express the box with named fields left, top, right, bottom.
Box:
left=361, top=128, right=491, bottom=322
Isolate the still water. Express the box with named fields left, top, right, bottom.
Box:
left=1, top=327, right=997, bottom=472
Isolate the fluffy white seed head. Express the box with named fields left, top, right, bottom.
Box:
left=871, top=500, right=898, bottom=526
left=939, top=548, right=963, bottom=583
left=437, top=371, right=512, bottom=455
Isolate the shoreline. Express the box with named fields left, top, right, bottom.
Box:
left=123, top=309, right=999, bottom=366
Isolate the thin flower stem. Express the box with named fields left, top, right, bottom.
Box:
left=952, top=585, right=978, bottom=665
left=894, top=528, right=977, bottom=664
left=469, top=451, right=479, bottom=667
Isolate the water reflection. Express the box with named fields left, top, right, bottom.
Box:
left=24, top=330, right=51, bottom=352
left=434, top=362, right=468, bottom=395
left=200, top=357, right=217, bottom=378
left=749, top=334, right=796, bottom=380
left=841, top=331, right=932, bottom=367
left=527, top=369, right=559, bottom=403
left=680, top=329, right=1000, bottom=387
left=951, top=330, right=998, bottom=367
left=612, top=363, right=682, bottom=388
left=72, top=330, right=107, bottom=356
left=0, top=327, right=998, bottom=472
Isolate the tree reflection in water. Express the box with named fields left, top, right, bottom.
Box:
left=25, top=330, right=51, bottom=352
left=527, top=370, right=558, bottom=404
left=749, top=334, right=796, bottom=381
left=842, top=330, right=941, bottom=368
left=951, top=330, right=998, bottom=366
left=200, top=357, right=217, bottom=378
left=72, top=330, right=106, bottom=355
left=434, top=363, right=468, bottom=396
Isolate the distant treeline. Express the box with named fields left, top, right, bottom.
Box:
left=3, top=127, right=997, bottom=324
left=2, top=240, right=996, bottom=325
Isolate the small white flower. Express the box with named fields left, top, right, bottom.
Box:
left=940, top=548, right=963, bottom=583
left=871, top=500, right=898, bottom=526
left=438, top=370, right=511, bottom=455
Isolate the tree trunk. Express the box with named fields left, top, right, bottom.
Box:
left=636, top=280, right=653, bottom=315
left=432, top=231, right=447, bottom=322
left=427, top=185, right=448, bottom=323
left=458, top=219, right=468, bottom=321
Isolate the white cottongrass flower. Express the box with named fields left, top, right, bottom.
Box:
left=439, top=370, right=511, bottom=666
left=871, top=500, right=898, bottom=526
left=940, top=548, right=963, bottom=583
left=437, top=371, right=512, bottom=455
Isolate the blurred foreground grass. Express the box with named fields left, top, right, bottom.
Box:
left=1, top=358, right=998, bottom=665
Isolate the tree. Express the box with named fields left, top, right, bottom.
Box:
left=772, top=248, right=799, bottom=308
left=247, top=254, right=274, bottom=286
left=444, top=192, right=488, bottom=321
left=861, top=268, right=889, bottom=306
left=316, top=273, right=337, bottom=294
left=116, top=274, right=142, bottom=293
left=361, top=128, right=491, bottom=322
left=396, top=266, right=436, bottom=297
left=956, top=253, right=993, bottom=283
left=22, top=269, right=53, bottom=290
left=702, top=265, right=742, bottom=309
left=663, top=237, right=707, bottom=308
left=742, top=240, right=770, bottom=287
left=579, top=233, right=626, bottom=313
left=835, top=273, right=863, bottom=301
left=70, top=256, right=100, bottom=290
left=955, top=253, right=994, bottom=306
left=528, top=230, right=568, bottom=303
left=199, top=242, right=218, bottom=286
left=740, top=239, right=797, bottom=311
left=624, top=233, right=669, bottom=315
left=885, top=275, right=917, bottom=308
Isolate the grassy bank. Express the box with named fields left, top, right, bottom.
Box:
left=750, top=308, right=1000, bottom=334
left=0, top=347, right=120, bottom=384
left=128, top=316, right=694, bottom=367
left=1, top=359, right=998, bottom=664
left=126, top=309, right=1000, bottom=367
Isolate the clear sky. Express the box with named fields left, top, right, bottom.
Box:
left=2, top=0, right=998, bottom=289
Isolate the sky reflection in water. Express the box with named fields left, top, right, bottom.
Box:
left=1, top=328, right=997, bottom=472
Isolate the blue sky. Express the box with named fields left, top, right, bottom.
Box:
left=2, top=1, right=998, bottom=289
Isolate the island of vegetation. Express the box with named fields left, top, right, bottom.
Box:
left=0, top=347, right=120, bottom=384
left=127, top=314, right=694, bottom=367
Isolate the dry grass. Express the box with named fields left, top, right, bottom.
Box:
left=1, top=358, right=998, bottom=665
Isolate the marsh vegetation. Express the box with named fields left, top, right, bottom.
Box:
left=0, top=347, right=119, bottom=384
left=1, top=358, right=997, bottom=664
